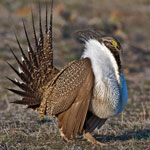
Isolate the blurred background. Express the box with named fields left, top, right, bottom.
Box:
left=0, top=0, right=150, bottom=149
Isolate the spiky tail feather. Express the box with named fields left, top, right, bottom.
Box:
left=7, top=0, right=59, bottom=110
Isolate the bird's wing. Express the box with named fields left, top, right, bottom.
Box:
left=45, top=58, right=94, bottom=139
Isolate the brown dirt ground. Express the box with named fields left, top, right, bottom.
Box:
left=0, top=0, right=150, bottom=149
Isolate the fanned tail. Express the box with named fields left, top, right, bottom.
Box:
left=7, top=0, right=59, bottom=110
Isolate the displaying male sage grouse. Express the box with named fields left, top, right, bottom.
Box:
left=7, top=0, right=128, bottom=145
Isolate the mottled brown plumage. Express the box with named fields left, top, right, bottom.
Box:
left=38, top=58, right=94, bottom=140
left=7, top=0, right=127, bottom=146
left=7, top=0, right=97, bottom=141
left=7, top=0, right=58, bottom=110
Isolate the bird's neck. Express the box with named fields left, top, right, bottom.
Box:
left=81, top=39, right=121, bottom=84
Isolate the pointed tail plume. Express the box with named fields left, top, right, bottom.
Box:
left=7, top=0, right=59, bottom=110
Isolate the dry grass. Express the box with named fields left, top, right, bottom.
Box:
left=0, top=0, right=150, bottom=149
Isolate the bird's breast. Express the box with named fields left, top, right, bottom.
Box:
left=89, top=78, right=121, bottom=119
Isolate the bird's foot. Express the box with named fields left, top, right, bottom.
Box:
left=83, top=132, right=106, bottom=146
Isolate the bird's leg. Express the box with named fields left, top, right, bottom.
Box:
left=59, top=128, right=71, bottom=142
left=83, top=131, right=106, bottom=146
left=38, top=98, right=47, bottom=120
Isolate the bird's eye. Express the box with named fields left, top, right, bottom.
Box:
left=111, top=40, right=118, bottom=48
left=101, top=37, right=121, bottom=51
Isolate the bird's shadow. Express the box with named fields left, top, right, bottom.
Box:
left=36, top=118, right=150, bottom=142
left=95, top=129, right=150, bottom=142
left=37, top=118, right=52, bottom=124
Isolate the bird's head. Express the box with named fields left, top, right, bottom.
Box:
left=101, top=37, right=122, bottom=55
left=100, top=37, right=122, bottom=70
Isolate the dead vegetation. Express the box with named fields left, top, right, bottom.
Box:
left=0, top=0, right=150, bottom=149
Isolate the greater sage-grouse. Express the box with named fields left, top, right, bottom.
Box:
left=7, top=0, right=128, bottom=145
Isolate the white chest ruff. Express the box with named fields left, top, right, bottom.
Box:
left=89, top=78, right=120, bottom=118
left=82, top=39, right=128, bottom=119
